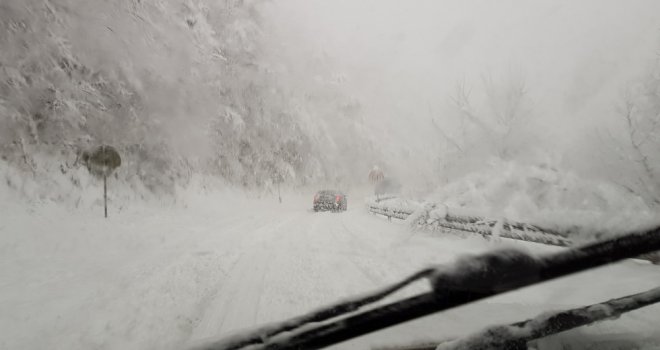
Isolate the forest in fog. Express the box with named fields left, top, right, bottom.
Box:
left=1, top=0, right=660, bottom=211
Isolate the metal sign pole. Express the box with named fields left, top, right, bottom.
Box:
left=83, top=145, right=120, bottom=218
left=104, top=174, right=107, bottom=218
left=104, top=147, right=108, bottom=218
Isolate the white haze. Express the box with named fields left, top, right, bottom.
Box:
left=4, top=3, right=660, bottom=349
left=261, top=0, right=660, bottom=186
left=2, top=0, right=660, bottom=199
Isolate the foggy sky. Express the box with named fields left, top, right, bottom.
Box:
left=261, top=0, right=660, bottom=183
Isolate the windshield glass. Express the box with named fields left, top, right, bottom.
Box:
left=2, top=1, right=660, bottom=349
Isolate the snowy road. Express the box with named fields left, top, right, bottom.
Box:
left=2, top=192, right=660, bottom=349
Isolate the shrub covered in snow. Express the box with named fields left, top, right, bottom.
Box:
left=428, top=160, right=658, bottom=239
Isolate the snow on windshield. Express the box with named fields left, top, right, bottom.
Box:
left=2, top=0, right=660, bottom=349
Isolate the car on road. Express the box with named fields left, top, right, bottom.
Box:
left=313, top=190, right=347, bottom=212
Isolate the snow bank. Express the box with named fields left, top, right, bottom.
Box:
left=1, top=157, right=180, bottom=210
left=0, top=155, right=272, bottom=219
left=429, top=161, right=658, bottom=239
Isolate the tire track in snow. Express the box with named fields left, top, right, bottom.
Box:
left=189, top=212, right=305, bottom=340
left=252, top=210, right=384, bottom=327
left=327, top=218, right=383, bottom=287
left=4, top=210, right=281, bottom=350
left=333, top=211, right=437, bottom=300
left=191, top=208, right=426, bottom=346
left=62, top=213, right=283, bottom=350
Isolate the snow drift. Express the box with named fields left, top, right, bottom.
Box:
left=428, top=160, right=658, bottom=239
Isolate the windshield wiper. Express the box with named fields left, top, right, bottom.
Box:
left=438, top=285, right=660, bottom=350
left=192, top=225, right=660, bottom=350
left=376, top=285, right=660, bottom=350
left=195, top=268, right=436, bottom=350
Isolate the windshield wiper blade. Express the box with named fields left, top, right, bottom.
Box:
left=439, top=285, right=660, bottom=349
left=376, top=285, right=660, bottom=350
left=193, top=268, right=436, bottom=350
left=192, top=225, right=660, bottom=350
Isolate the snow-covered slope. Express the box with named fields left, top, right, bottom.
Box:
left=0, top=0, right=377, bottom=203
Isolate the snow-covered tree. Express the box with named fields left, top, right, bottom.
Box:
left=0, top=0, right=360, bottom=201
left=433, top=73, right=536, bottom=183
left=594, top=53, right=660, bottom=206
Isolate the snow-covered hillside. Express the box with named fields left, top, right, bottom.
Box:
left=0, top=0, right=377, bottom=203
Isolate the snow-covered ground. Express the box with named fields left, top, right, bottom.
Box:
left=2, top=189, right=660, bottom=350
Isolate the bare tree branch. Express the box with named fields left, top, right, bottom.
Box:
left=623, top=97, right=658, bottom=189
left=450, top=81, right=492, bottom=133
left=430, top=118, right=463, bottom=153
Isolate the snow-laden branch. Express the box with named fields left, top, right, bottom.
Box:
left=366, top=197, right=571, bottom=247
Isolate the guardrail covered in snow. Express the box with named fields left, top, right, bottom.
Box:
left=366, top=196, right=572, bottom=247
left=366, top=196, right=417, bottom=221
